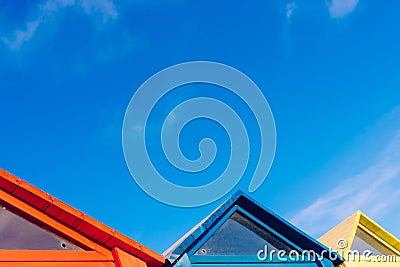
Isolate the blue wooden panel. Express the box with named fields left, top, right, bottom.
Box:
left=190, top=255, right=335, bottom=266
left=164, top=192, right=343, bottom=267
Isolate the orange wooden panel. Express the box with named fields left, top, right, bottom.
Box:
left=0, top=262, right=115, bottom=267
left=113, top=247, right=147, bottom=267
left=45, top=198, right=85, bottom=228
left=13, top=180, right=52, bottom=211
left=76, top=215, right=115, bottom=244
left=0, top=168, right=165, bottom=267
left=106, top=232, right=165, bottom=267
left=0, top=170, right=18, bottom=192
left=0, top=251, right=113, bottom=262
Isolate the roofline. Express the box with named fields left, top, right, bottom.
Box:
left=357, top=210, right=400, bottom=254
left=0, top=168, right=165, bottom=267
left=163, top=192, right=238, bottom=260
left=236, top=192, right=343, bottom=266
left=164, top=190, right=343, bottom=266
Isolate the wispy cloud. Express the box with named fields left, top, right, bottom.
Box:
left=290, top=107, right=400, bottom=236
left=2, top=0, right=118, bottom=50
left=2, top=20, right=42, bottom=51
left=80, top=0, right=118, bottom=21
left=328, top=0, right=359, bottom=18
left=286, top=2, right=298, bottom=20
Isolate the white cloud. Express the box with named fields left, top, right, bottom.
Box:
left=328, top=0, right=359, bottom=18
left=290, top=108, right=400, bottom=236
left=286, top=2, right=297, bottom=20
left=2, top=0, right=118, bottom=50
left=80, top=0, right=118, bottom=22
left=41, top=0, right=76, bottom=14
left=2, top=19, right=42, bottom=51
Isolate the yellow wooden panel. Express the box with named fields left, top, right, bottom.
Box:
left=319, top=211, right=360, bottom=251
left=359, top=212, right=400, bottom=253
left=320, top=210, right=400, bottom=265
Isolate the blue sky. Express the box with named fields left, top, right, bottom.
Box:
left=1, top=0, right=400, bottom=253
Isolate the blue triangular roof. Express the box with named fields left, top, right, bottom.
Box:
left=164, top=191, right=343, bottom=266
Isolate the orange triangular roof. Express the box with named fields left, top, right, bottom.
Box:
left=0, top=168, right=165, bottom=267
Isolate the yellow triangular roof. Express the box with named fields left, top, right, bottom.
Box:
left=319, top=211, right=400, bottom=257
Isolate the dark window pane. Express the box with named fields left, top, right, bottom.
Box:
left=0, top=204, right=83, bottom=250
left=195, top=211, right=294, bottom=256
left=351, top=227, right=396, bottom=256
